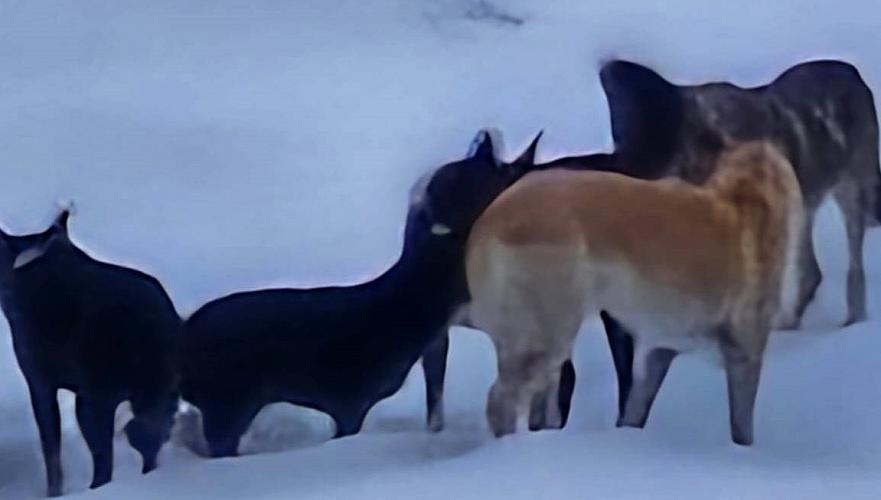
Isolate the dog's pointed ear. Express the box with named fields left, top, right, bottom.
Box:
left=467, top=129, right=495, bottom=163
left=510, top=130, right=543, bottom=169
left=53, top=211, right=70, bottom=234
left=52, top=200, right=75, bottom=237
left=600, top=60, right=682, bottom=159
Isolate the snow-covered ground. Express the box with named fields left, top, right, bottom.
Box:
left=1, top=0, right=879, bottom=498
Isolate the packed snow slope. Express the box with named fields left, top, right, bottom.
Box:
left=0, top=0, right=879, bottom=498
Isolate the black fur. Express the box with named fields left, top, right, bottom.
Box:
left=180, top=131, right=539, bottom=457
left=0, top=209, right=180, bottom=496
left=599, top=60, right=684, bottom=178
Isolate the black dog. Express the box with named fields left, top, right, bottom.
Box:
left=0, top=208, right=180, bottom=496
left=180, top=130, right=541, bottom=457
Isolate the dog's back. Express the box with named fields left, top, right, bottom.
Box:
left=8, top=239, right=178, bottom=390
left=470, top=142, right=797, bottom=342
left=696, top=62, right=878, bottom=207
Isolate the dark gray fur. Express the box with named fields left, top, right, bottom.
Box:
left=602, top=59, right=879, bottom=328
left=595, top=59, right=880, bottom=426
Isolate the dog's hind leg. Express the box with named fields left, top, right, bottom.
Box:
left=618, top=346, right=677, bottom=428
left=421, top=329, right=449, bottom=432
left=719, top=322, right=768, bottom=447
left=784, top=209, right=821, bottom=328
left=486, top=377, right=521, bottom=438
left=530, top=358, right=575, bottom=431
left=484, top=323, right=534, bottom=437
left=488, top=343, right=553, bottom=437
left=542, top=361, right=566, bottom=430
left=332, top=405, right=370, bottom=438
left=527, top=386, right=549, bottom=431
left=556, top=359, right=576, bottom=428
left=834, top=177, right=868, bottom=325
left=722, top=355, right=762, bottom=446
left=28, top=384, right=63, bottom=497
left=601, top=311, right=635, bottom=421
left=75, top=394, right=117, bottom=489
left=201, top=397, right=262, bottom=458
left=489, top=329, right=577, bottom=437
left=529, top=359, right=572, bottom=431
left=529, top=305, right=582, bottom=431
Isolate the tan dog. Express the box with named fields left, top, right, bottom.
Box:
left=466, top=141, right=803, bottom=445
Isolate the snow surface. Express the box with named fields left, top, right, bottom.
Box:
left=0, top=0, right=879, bottom=498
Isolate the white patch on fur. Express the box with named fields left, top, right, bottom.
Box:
left=409, top=170, right=434, bottom=207
left=467, top=130, right=489, bottom=157
left=431, top=223, right=451, bottom=235
left=825, top=118, right=847, bottom=150
left=780, top=106, right=808, bottom=151
left=484, top=127, right=505, bottom=159
left=814, top=102, right=847, bottom=148
left=114, top=402, right=134, bottom=434
left=631, top=343, right=651, bottom=381
left=13, top=246, right=47, bottom=269
left=56, top=198, right=76, bottom=215
left=706, top=109, right=720, bottom=127
left=467, top=128, right=504, bottom=158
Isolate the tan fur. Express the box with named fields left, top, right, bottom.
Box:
left=466, top=141, right=803, bottom=444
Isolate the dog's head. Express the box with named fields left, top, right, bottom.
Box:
left=0, top=206, right=72, bottom=281
left=600, top=59, right=685, bottom=177
left=408, top=129, right=541, bottom=247
left=600, top=59, right=778, bottom=183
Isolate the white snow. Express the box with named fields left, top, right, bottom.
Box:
left=0, top=0, right=879, bottom=498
